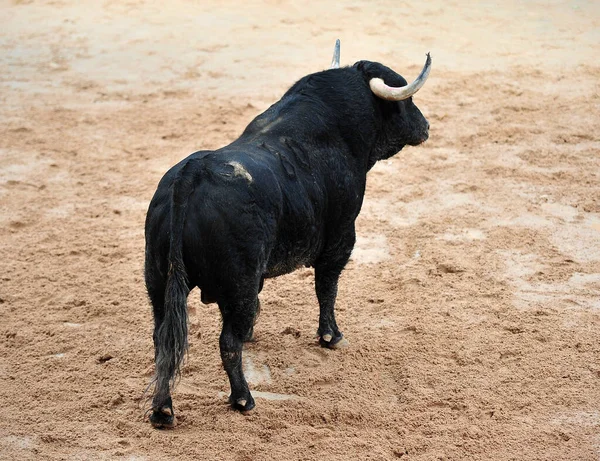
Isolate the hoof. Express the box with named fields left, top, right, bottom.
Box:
left=149, top=407, right=176, bottom=429
left=319, top=332, right=349, bottom=350
left=329, top=337, right=350, bottom=349
left=230, top=395, right=255, bottom=412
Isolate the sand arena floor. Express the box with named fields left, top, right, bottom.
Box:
left=1, top=1, right=599, bottom=459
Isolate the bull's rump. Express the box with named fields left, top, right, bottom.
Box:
left=145, top=147, right=326, bottom=300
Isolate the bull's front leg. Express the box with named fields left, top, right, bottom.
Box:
left=314, top=232, right=354, bottom=349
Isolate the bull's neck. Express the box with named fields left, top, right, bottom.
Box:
left=241, top=91, right=377, bottom=173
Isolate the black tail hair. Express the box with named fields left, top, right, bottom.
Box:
left=152, top=163, right=197, bottom=408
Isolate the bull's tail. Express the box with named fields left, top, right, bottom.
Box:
left=152, top=163, right=197, bottom=409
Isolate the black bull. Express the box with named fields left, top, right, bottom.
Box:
left=144, top=48, right=431, bottom=427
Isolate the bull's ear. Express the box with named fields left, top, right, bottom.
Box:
left=355, top=61, right=409, bottom=93
left=353, top=60, right=370, bottom=74
left=354, top=60, right=386, bottom=80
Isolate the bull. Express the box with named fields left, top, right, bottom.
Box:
left=144, top=40, right=431, bottom=428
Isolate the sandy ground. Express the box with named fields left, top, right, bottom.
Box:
left=1, top=0, right=600, bottom=459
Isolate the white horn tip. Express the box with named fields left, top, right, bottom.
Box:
left=330, top=39, right=341, bottom=69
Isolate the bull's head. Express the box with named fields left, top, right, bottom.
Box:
left=359, top=58, right=431, bottom=169
left=329, top=41, right=431, bottom=164
left=358, top=55, right=430, bottom=150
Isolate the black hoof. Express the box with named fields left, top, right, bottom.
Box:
left=149, top=407, right=176, bottom=429
left=229, top=394, right=256, bottom=412
left=318, top=331, right=349, bottom=349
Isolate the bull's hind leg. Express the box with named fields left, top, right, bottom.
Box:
left=314, top=231, right=354, bottom=349
left=243, top=298, right=261, bottom=343
left=218, top=295, right=259, bottom=412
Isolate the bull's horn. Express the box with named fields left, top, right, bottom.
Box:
left=330, top=39, right=340, bottom=69
left=369, top=53, right=431, bottom=101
